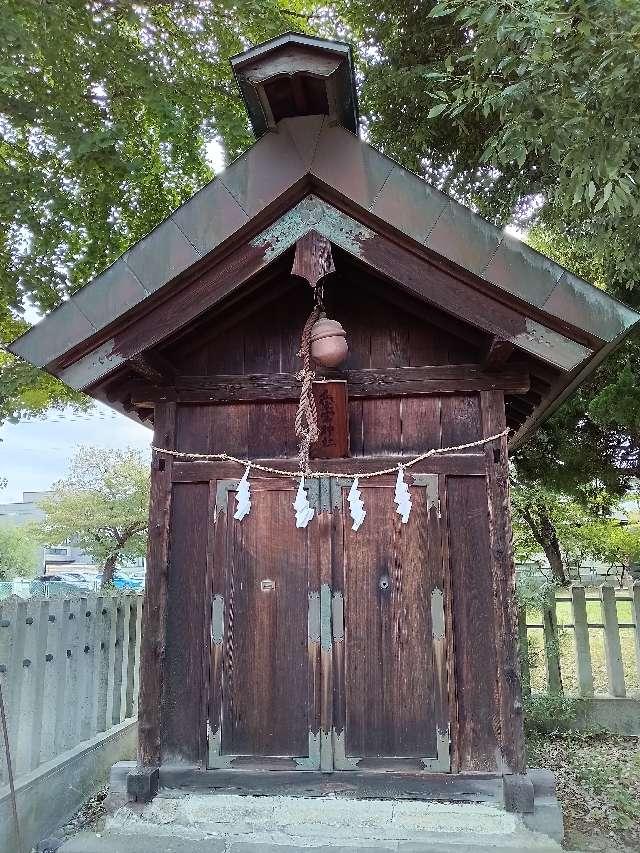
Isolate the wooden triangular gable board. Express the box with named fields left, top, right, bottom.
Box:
left=54, top=195, right=592, bottom=393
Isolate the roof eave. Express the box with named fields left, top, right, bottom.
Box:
left=509, top=319, right=640, bottom=451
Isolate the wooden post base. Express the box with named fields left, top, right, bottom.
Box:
left=127, top=766, right=159, bottom=803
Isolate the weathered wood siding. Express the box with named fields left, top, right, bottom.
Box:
left=139, top=280, right=523, bottom=775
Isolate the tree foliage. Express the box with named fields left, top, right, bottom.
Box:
left=0, top=0, right=309, bottom=420
left=339, top=0, right=640, bottom=539
left=512, top=479, right=640, bottom=585
left=344, top=0, right=640, bottom=293
left=37, top=446, right=150, bottom=583
left=0, top=523, right=39, bottom=579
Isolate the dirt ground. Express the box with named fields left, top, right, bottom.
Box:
left=527, top=731, right=640, bottom=851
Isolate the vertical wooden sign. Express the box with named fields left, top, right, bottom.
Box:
left=310, top=380, right=349, bottom=459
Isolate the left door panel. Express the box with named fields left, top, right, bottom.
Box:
left=208, top=477, right=321, bottom=769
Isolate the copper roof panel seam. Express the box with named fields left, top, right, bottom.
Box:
left=543, top=270, right=640, bottom=340
left=169, top=214, right=203, bottom=257
left=422, top=197, right=452, bottom=243
left=68, top=298, right=99, bottom=333
left=280, top=115, right=327, bottom=171
left=367, top=161, right=396, bottom=212
left=479, top=236, right=505, bottom=278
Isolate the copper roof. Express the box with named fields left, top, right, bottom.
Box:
left=9, top=115, right=639, bottom=447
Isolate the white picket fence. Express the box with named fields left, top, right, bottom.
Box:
left=0, top=593, right=142, bottom=785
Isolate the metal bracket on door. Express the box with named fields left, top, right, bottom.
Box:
left=302, top=477, right=337, bottom=513
left=215, top=479, right=240, bottom=516
left=419, top=725, right=451, bottom=771
left=412, top=473, right=441, bottom=517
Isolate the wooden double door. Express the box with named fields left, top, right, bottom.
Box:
left=207, top=473, right=451, bottom=773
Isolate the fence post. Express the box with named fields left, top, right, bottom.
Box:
left=96, top=597, right=117, bottom=733
left=601, top=583, right=626, bottom=697
left=542, top=588, right=563, bottom=694
left=633, top=584, right=640, bottom=691
left=79, top=595, right=99, bottom=742
left=62, top=598, right=83, bottom=750
left=126, top=597, right=142, bottom=718
left=42, top=598, right=70, bottom=764
left=517, top=607, right=531, bottom=698
left=0, top=598, right=27, bottom=771
left=571, top=585, right=594, bottom=697
left=0, top=597, right=26, bottom=786
left=111, top=598, right=131, bottom=725
left=21, top=599, right=49, bottom=772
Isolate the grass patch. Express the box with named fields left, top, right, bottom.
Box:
left=527, top=730, right=640, bottom=851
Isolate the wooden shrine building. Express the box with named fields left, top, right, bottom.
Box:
left=10, top=33, right=639, bottom=821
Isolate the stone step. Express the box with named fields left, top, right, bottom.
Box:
left=92, top=793, right=562, bottom=851
left=60, top=836, right=567, bottom=853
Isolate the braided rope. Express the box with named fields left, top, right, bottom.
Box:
left=294, top=304, right=322, bottom=472
left=152, top=428, right=509, bottom=479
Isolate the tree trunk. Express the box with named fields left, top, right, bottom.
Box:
left=519, top=500, right=570, bottom=585
left=102, top=553, right=118, bottom=585
left=535, top=501, right=570, bottom=585
left=518, top=499, right=566, bottom=693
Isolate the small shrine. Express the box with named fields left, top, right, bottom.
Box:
left=10, top=32, right=639, bottom=826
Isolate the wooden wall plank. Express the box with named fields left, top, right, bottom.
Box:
left=441, top=395, right=482, bottom=452
left=221, top=481, right=312, bottom=757
left=401, top=397, right=442, bottom=454
left=161, top=480, right=210, bottom=764
left=338, top=481, right=441, bottom=758
left=446, top=475, right=500, bottom=771
left=162, top=272, right=482, bottom=385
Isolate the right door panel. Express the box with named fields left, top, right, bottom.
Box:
left=331, top=474, right=450, bottom=771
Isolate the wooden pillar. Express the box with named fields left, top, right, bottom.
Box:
left=480, top=390, right=525, bottom=774
left=137, top=402, right=176, bottom=769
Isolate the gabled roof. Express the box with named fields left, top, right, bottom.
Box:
left=9, top=115, right=639, bottom=447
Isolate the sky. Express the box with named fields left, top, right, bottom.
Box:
left=0, top=405, right=152, bottom=503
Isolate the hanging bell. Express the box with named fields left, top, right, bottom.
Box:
left=310, top=315, right=349, bottom=368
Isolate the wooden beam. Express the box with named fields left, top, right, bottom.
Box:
left=138, top=402, right=175, bottom=769
left=483, top=337, right=515, bottom=371
left=480, top=391, right=526, bottom=773
left=127, top=365, right=531, bottom=407
left=128, top=352, right=176, bottom=385
left=169, top=454, right=487, bottom=482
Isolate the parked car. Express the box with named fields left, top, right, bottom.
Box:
left=31, top=571, right=96, bottom=592
left=112, top=570, right=145, bottom=591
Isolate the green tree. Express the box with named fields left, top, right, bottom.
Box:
left=512, top=480, right=640, bottom=586
left=0, top=308, right=87, bottom=423
left=38, top=446, right=151, bottom=584
left=342, top=0, right=640, bottom=294
left=1, top=0, right=309, bottom=421
left=338, top=0, right=640, bottom=557
left=0, top=523, right=39, bottom=579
